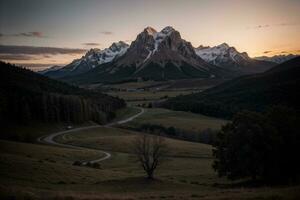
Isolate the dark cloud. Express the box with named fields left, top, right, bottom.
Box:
left=15, top=31, right=44, bottom=38
left=263, top=51, right=272, bottom=54
left=100, top=31, right=113, bottom=35
left=82, top=42, right=100, bottom=46
left=1, top=31, right=47, bottom=38
left=281, top=51, right=288, bottom=54
left=0, top=45, right=87, bottom=55
left=0, top=54, right=37, bottom=61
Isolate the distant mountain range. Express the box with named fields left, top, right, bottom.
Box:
left=40, top=41, right=129, bottom=78
left=254, top=54, right=298, bottom=64
left=162, top=56, right=300, bottom=118
left=42, top=26, right=297, bottom=84
left=195, top=43, right=275, bottom=74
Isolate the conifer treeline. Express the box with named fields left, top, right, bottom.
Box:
left=0, top=62, right=125, bottom=125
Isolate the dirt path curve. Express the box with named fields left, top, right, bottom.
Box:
left=37, top=107, right=144, bottom=164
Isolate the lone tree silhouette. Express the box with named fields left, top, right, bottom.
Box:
left=133, top=134, right=168, bottom=179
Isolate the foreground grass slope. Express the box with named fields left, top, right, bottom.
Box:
left=1, top=126, right=299, bottom=199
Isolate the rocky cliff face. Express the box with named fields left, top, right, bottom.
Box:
left=111, top=26, right=218, bottom=79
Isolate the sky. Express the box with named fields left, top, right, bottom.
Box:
left=0, top=0, right=299, bottom=70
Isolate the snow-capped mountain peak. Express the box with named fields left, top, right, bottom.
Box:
left=114, top=26, right=212, bottom=76
left=109, top=41, right=129, bottom=52
left=254, top=54, right=298, bottom=64
left=83, top=41, right=129, bottom=67
left=195, top=43, right=250, bottom=64
left=195, top=43, right=275, bottom=74
left=41, top=41, right=129, bottom=78
left=160, top=26, right=175, bottom=35
left=217, top=43, right=230, bottom=49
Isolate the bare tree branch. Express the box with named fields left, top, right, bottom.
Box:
left=132, top=134, right=168, bottom=179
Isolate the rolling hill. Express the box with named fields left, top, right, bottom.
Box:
left=0, top=61, right=125, bottom=139
left=162, top=56, right=300, bottom=118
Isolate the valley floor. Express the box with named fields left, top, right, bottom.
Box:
left=1, top=107, right=300, bottom=199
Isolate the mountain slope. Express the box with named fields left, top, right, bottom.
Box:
left=254, top=54, right=298, bottom=64
left=42, top=41, right=129, bottom=78
left=162, top=57, right=300, bottom=118
left=195, top=43, right=275, bottom=74
left=0, top=62, right=125, bottom=129
left=62, top=27, right=232, bottom=84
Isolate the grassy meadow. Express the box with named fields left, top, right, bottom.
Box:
left=122, top=108, right=228, bottom=133
left=1, top=125, right=299, bottom=199
left=1, top=86, right=299, bottom=199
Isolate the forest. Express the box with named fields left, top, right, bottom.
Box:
left=162, top=57, right=300, bottom=118
left=0, top=62, right=125, bottom=138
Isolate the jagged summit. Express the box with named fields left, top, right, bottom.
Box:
left=195, top=43, right=274, bottom=74
left=197, top=45, right=210, bottom=50
left=42, top=41, right=129, bottom=78
left=160, top=26, right=176, bottom=35
left=115, top=26, right=211, bottom=70
left=144, top=26, right=157, bottom=35
left=110, top=41, right=128, bottom=51
left=43, top=26, right=275, bottom=83
left=218, top=43, right=230, bottom=49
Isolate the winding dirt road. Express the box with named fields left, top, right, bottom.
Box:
left=37, top=107, right=144, bottom=164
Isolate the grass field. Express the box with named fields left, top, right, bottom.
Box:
left=106, top=90, right=194, bottom=102
left=123, top=108, right=228, bottom=133
left=55, top=126, right=213, bottom=158
left=1, top=125, right=300, bottom=199
left=103, top=79, right=222, bottom=106
left=113, top=107, right=142, bottom=122
left=102, top=78, right=225, bottom=91
left=1, top=107, right=299, bottom=199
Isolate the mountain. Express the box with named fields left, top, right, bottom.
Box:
left=195, top=43, right=275, bottom=74
left=0, top=61, right=125, bottom=135
left=254, top=54, right=298, bottom=64
left=42, top=41, right=129, bottom=78
left=60, top=26, right=233, bottom=84
left=162, top=56, right=300, bottom=118
left=39, top=65, right=63, bottom=74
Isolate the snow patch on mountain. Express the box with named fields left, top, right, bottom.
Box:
left=196, top=43, right=242, bottom=62
left=141, top=26, right=177, bottom=64
left=195, top=43, right=251, bottom=67
left=70, top=41, right=129, bottom=71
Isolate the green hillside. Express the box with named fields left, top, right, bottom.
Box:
left=162, top=57, right=300, bottom=118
